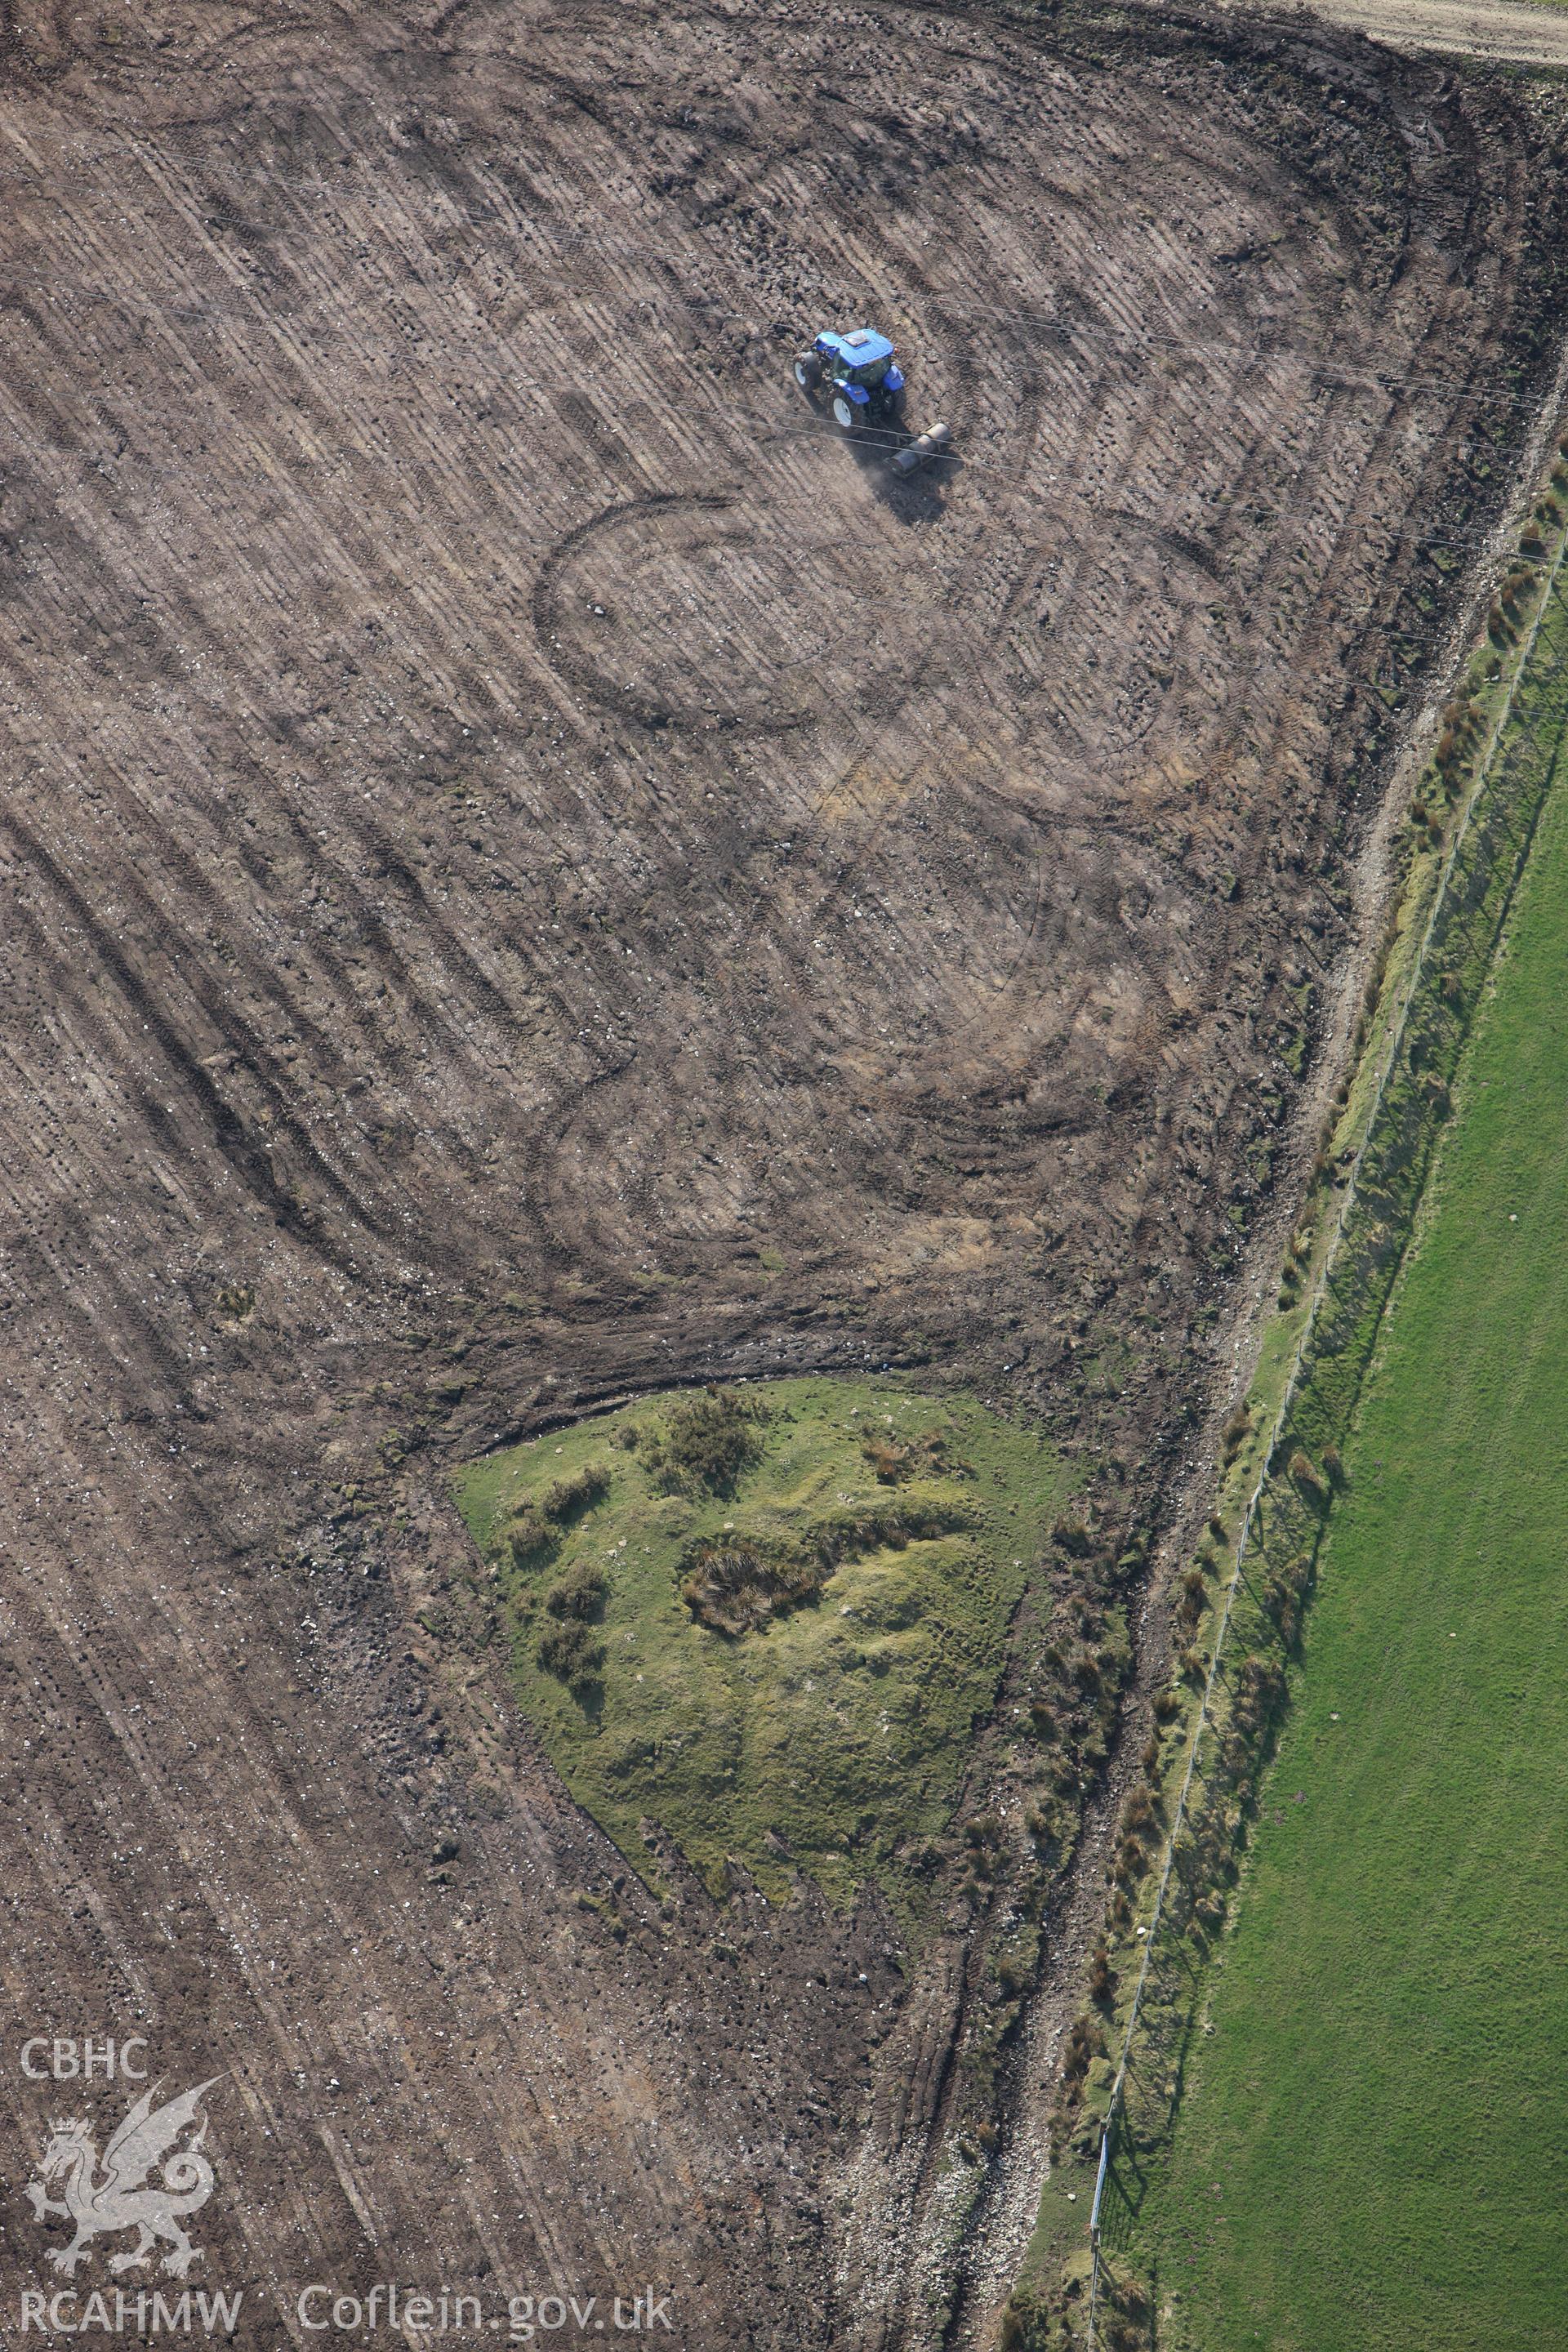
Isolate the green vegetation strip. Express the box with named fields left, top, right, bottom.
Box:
left=1009, top=467, right=1568, bottom=2349
left=1120, top=603, right=1568, bottom=2352
left=454, top=1377, right=1067, bottom=1914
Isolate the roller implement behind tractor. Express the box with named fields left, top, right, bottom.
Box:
left=793, top=325, right=950, bottom=472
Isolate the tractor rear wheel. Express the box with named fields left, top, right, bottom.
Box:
left=794, top=350, right=822, bottom=392
left=831, top=392, right=858, bottom=430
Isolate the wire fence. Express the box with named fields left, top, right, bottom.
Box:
left=1083, top=499, right=1568, bottom=2346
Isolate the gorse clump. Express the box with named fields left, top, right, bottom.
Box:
left=536, top=1619, right=604, bottom=1690
left=543, top=1560, right=610, bottom=1621
left=492, top=1461, right=618, bottom=1683
left=502, top=1459, right=612, bottom=1565
left=638, top=1386, right=764, bottom=1494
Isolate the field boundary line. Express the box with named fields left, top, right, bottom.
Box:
left=1084, top=490, right=1568, bottom=2345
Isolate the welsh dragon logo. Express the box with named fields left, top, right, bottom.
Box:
left=25, top=2078, right=220, bottom=2277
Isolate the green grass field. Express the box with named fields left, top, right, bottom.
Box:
left=454, top=1376, right=1067, bottom=1911
left=1123, top=703, right=1568, bottom=2349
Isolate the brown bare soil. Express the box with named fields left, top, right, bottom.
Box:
left=2, top=1, right=1566, bottom=2347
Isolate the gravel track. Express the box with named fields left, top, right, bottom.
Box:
left=1285, top=0, right=1568, bottom=69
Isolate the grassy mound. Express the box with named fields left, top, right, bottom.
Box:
left=454, top=1377, right=1067, bottom=1907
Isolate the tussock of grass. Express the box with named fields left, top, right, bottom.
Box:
left=679, top=1494, right=973, bottom=1635
left=861, top=1424, right=969, bottom=1484
left=1287, top=1446, right=1329, bottom=1504
left=678, top=1532, right=824, bottom=1635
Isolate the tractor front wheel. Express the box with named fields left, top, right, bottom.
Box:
left=795, top=350, right=822, bottom=392
left=831, top=392, right=858, bottom=430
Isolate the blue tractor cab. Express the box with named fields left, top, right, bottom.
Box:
left=794, top=327, right=906, bottom=430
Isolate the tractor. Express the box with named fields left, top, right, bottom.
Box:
left=793, top=327, right=905, bottom=431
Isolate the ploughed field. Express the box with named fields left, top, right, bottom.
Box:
left=3, top=0, right=1568, bottom=2346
